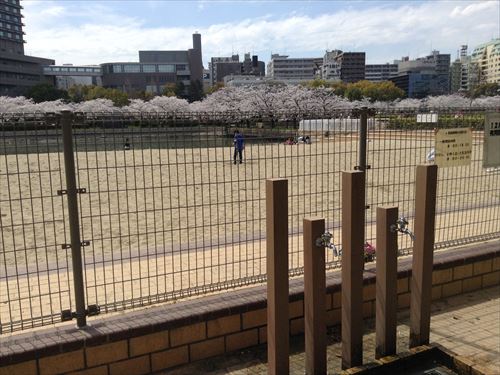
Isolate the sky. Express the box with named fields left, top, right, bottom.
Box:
left=22, top=0, right=500, bottom=68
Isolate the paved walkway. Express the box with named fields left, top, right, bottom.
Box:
left=162, top=286, right=500, bottom=374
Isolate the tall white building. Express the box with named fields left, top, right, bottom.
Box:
left=321, top=50, right=342, bottom=80
left=267, top=54, right=323, bottom=81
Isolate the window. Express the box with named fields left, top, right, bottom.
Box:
left=142, top=64, right=156, bottom=73
left=158, top=64, right=175, bottom=73
left=77, top=68, right=85, bottom=72
left=113, top=64, right=122, bottom=73
left=123, top=64, right=140, bottom=73
left=176, top=64, right=187, bottom=71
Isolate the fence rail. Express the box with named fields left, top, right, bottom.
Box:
left=1, top=108, right=499, bottom=333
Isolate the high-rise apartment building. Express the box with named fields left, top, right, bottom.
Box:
left=336, top=52, right=365, bottom=83
left=321, top=50, right=342, bottom=80
left=320, top=50, right=366, bottom=82
left=471, top=38, right=500, bottom=85
left=0, top=0, right=54, bottom=95
left=450, top=45, right=475, bottom=93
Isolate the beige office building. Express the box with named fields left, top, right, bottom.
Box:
left=471, top=38, right=500, bottom=85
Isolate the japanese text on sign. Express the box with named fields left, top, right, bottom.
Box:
left=483, top=113, right=500, bottom=168
left=435, top=128, right=472, bottom=167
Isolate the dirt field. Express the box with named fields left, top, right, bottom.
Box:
left=1, top=131, right=499, bottom=331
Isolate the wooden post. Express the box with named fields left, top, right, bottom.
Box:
left=266, top=179, right=289, bottom=375
left=409, top=165, right=438, bottom=348
left=304, top=217, right=326, bottom=375
left=341, top=171, right=365, bottom=369
left=375, top=206, right=398, bottom=359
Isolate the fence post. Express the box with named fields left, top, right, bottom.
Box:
left=409, top=165, right=438, bottom=348
left=304, top=217, right=326, bottom=375
left=61, top=110, right=87, bottom=328
left=357, top=107, right=368, bottom=172
left=266, top=179, right=289, bottom=375
left=341, top=170, right=365, bottom=369
left=375, top=206, right=398, bottom=359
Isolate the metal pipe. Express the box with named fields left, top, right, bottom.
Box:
left=61, top=110, right=87, bottom=328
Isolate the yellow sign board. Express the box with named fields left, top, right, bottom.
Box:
left=435, top=128, right=472, bottom=167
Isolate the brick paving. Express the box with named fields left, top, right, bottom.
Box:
left=161, top=286, right=500, bottom=374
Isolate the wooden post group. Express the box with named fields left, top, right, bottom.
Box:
left=375, top=206, right=398, bottom=358
left=266, top=179, right=289, bottom=374
left=341, top=171, right=366, bottom=369
left=410, top=165, right=438, bottom=348
left=304, top=217, right=327, bottom=374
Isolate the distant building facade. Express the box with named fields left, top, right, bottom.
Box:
left=471, top=38, right=500, bottom=85
left=100, top=33, right=203, bottom=95
left=0, top=0, right=55, bottom=95
left=321, top=50, right=342, bottom=80
left=391, top=51, right=451, bottom=98
left=267, top=54, right=323, bottom=80
left=336, top=51, right=365, bottom=83
left=365, top=63, right=398, bottom=82
left=210, top=53, right=264, bottom=85
left=319, top=50, right=366, bottom=82
left=43, top=65, right=102, bottom=90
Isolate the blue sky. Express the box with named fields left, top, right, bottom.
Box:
left=23, top=0, right=500, bottom=67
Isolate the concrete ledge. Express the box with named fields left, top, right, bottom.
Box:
left=0, top=240, right=498, bottom=374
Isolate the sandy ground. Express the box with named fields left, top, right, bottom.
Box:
left=1, top=131, right=499, bottom=332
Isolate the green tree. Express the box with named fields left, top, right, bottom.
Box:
left=330, top=81, right=347, bottom=97
left=345, top=85, right=363, bottom=101
left=68, top=85, right=129, bottom=106
left=469, top=82, right=499, bottom=98
left=162, top=83, right=177, bottom=97
left=304, top=79, right=328, bottom=89
left=25, top=83, right=68, bottom=103
left=187, top=79, right=204, bottom=102
left=129, top=90, right=154, bottom=101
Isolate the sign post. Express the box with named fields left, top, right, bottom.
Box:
left=483, top=112, right=500, bottom=168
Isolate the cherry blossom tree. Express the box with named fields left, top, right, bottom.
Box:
left=0, top=87, right=498, bottom=117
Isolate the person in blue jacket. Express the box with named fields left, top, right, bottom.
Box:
left=233, top=130, right=245, bottom=164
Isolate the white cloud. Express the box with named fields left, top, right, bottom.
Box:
left=21, top=0, right=499, bottom=66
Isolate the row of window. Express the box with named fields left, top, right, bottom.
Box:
left=44, top=66, right=102, bottom=73
left=0, top=71, right=40, bottom=81
left=2, top=4, right=19, bottom=13
left=0, top=29, right=21, bottom=39
left=0, top=11, right=20, bottom=23
left=0, top=20, right=20, bottom=31
left=107, top=63, right=186, bottom=74
left=2, top=0, right=19, bottom=7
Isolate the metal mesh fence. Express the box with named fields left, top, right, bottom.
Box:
left=1, top=108, right=498, bottom=333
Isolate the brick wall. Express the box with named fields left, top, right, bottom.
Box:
left=1, top=241, right=498, bottom=375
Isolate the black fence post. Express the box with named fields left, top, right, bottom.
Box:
left=357, top=107, right=368, bottom=172
left=61, top=110, right=87, bottom=328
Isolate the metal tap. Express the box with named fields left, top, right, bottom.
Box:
left=315, top=231, right=340, bottom=257
left=390, top=216, right=415, bottom=241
